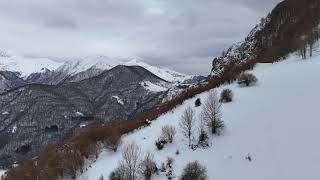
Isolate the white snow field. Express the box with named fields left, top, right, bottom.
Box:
left=0, top=170, right=6, bottom=178
left=78, top=55, right=320, bottom=180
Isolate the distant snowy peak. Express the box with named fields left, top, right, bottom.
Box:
left=61, top=56, right=192, bottom=83
left=0, top=50, right=195, bottom=83
left=60, top=55, right=124, bottom=74
left=125, top=59, right=191, bottom=83
left=0, top=50, right=63, bottom=77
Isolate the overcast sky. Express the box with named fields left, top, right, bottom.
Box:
left=0, top=0, right=280, bottom=75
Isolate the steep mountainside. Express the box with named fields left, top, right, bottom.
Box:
left=211, top=0, right=320, bottom=76
left=0, top=65, right=169, bottom=167
left=0, top=72, right=26, bottom=94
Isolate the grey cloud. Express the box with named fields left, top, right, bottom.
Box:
left=0, top=0, right=280, bottom=75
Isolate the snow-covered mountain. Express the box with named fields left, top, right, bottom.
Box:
left=78, top=54, right=320, bottom=180
left=0, top=50, right=64, bottom=78
left=0, top=51, right=196, bottom=85
left=125, top=59, right=191, bottom=83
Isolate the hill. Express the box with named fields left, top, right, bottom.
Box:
left=0, top=65, right=170, bottom=167
left=79, top=54, right=320, bottom=180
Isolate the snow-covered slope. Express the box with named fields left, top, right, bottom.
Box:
left=0, top=170, right=5, bottom=179
left=78, top=55, right=320, bottom=180
left=125, top=59, right=190, bottom=83
left=0, top=50, right=63, bottom=77
left=58, top=55, right=123, bottom=75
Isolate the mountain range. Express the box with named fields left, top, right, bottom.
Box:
left=0, top=51, right=207, bottom=167
left=0, top=52, right=205, bottom=94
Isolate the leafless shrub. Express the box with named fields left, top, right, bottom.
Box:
left=139, top=152, right=157, bottom=180
left=166, top=157, right=174, bottom=169
left=180, top=161, right=207, bottom=180
left=155, top=138, right=167, bottom=150
left=161, top=125, right=177, bottom=143
left=237, top=73, right=257, bottom=87
left=219, top=89, right=233, bottom=103
left=198, top=130, right=209, bottom=148
left=109, top=164, right=127, bottom=180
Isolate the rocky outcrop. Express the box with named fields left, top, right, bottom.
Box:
left=211, top=0, right=320, bottom=76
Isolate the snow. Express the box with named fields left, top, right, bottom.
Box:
left=112, top=96, right=124, bottom=105
left=0, top=50, right=63, bottom=77
left=80, top=123, right=88, bottom=128
left=0, top=50, right=193, bottom=83
left=60, top=55, right=123, bottom=74
left=1, top=111, right=9, bottom=115
left=78, top=55, right=320, bottom=180
left=75, top=112, right=84, bottom=117
left=141, top=81, right=168, bottom=92
left=11, top=126, right=17, bottom=133
left=62, top=57, right=191, bottom=83
left=0, top=170, right=6, bottom=178
left=126, top=59, right=191, bottom=83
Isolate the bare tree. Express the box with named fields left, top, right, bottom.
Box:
left=110, top=164, right=127, bottom=180
left=139, top=152, right=157, bottom=180
left=161, top=125, right=177, bottom=143
left=179, top=106, right=195, bottom=147
left=120, top=142, right=142, bottom=180
left=201, top=90, right=224, bottom=135
left=180, top=161, right=207, bottom=180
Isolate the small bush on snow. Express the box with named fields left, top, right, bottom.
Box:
left=195, top=98, right=201, bottom=107
left=161, top=125, right=177, bottom=143
left=237, top=73, right=258, bottom=87
left=166, top=157, right=174, bottom=169
left=198, top=130, right=209, bottom=148
left=99, top=175, right=104, bottom=180
left=139, top=152, right=158, bottom=180
left=219, top=89, right=233, bottom=103
left=109, top=165, right=127, bottom=180
left=180, top=161, right=207, bottom=180
left=155, top=138, right=167, bottom=150
left=175, top=149, right=180, bottom=155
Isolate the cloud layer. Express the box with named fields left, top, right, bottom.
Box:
left=0, top=0, right=280, bottom=75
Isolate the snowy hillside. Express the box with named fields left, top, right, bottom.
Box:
left=78, top=55, right=320, bottom=180
left=0, top=50, right=63, bottom=77
left=125, top=59, right=191, bottom=83
left=57, top=55, right=124, bottom=75
left=0, top=170, right=5, bottom=179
